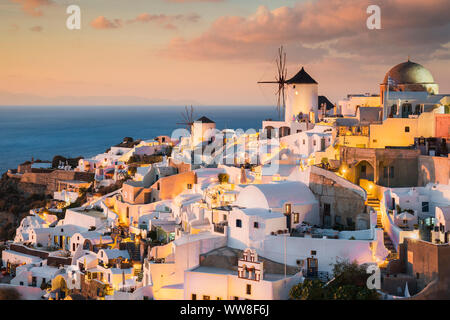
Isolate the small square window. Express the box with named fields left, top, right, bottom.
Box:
left=311, top=250, right=317, bottom=256
left=203, top=295, right=210, bottom=300
left=254, top=222, right=259, bottom=229
left=246, top=284, right=252, bottom=295
left=236, top=219, right=242, bottom=228
left=187, top=184, right=193, bottom=190
left=191, top=294, right=197, bottom=300
left=405, top=126, right=410, bottom=132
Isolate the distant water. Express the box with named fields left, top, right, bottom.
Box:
left=0, top=105, right=278, bottom=174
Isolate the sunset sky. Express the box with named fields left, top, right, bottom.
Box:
left=1, top=0, right=449, bottom=106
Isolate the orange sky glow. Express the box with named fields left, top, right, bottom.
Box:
left=1, top=0, right=449, bottom=106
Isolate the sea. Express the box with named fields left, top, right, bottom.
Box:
left=0, top=105, right=278, bottom=174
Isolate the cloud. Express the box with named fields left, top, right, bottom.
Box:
left=30, top=25, right=43, bottom=32
left=127, top=13, right=201, bottom=30
left=161, top=0, right=450, bottom=64
left=90, top=16, right=123, bottom=29
left=10, top=0, right=53, bottom=17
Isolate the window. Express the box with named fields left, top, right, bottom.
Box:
left=223, top=214, right=227, bottom=221
left=191, top=294, right=197, bottom=300
left=203, top=295, right=210, bottom=300
left=311, top=250, right=317, bottom=256
left=246, top=284, right=252, bottom=295
left=302, top=139, right=305, bottom=145
left=313, top=140, right=316, bottom=146
left=383, top=166, right=394, bottom=179
left=254, top=222, right=259, bottom=229
left=405, top=126, right=410, bottom=132
left=157, top=183, right=160, bottom=191
left=335, top=215, right=341, bottom=225
left=422, top=202, right=429, bottom=213
left=293, top=213, right=299, bottom=224
left=236, top=219, right=242, bottom=228
left=347, top=217, right=353, bottom=226
left=361, top=165, right=366, bottom=174
left=187, top=184, right=193, bottom=190
left=234, top=296, right=239, bottom=300
left=285, top=203, right=292, bottom=214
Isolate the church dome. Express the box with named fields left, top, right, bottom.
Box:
left=383, top=60, right=435, bottom=85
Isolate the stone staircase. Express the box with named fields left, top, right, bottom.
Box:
left=119, top=242, right=141, bottom=262
left=366, top=194, right=398, bottom=261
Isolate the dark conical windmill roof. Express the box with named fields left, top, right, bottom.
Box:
left=196, top=116, right=215, bottom=123
left=286, top=67, right=318, bottom=84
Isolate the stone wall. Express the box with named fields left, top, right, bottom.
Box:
left=418, top=155, right=450, bottom=186
left=20, top=170, right=94, bottom=195
left=403, top=239, right=450, bottom=293
left=308, top=167, right=366, bottom=228
left=340, top=146, right=420, bottom=187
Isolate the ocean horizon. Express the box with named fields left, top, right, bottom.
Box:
left=0, top=105, right=278, bottom=174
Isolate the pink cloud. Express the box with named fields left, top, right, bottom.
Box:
left=161, top=0, right=450, bottom=64
left=10, top=0, right=53, bottom=17
left=127, top=12, right=201, bottom=30
left=90, top=16, right=123, bottom=29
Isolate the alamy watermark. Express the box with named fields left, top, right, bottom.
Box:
left=63, top=4, right=381, bottom=31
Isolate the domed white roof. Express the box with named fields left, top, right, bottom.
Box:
left=235, top=181, right=318, bottom=209
left=383, top=60, right=435, bottom=85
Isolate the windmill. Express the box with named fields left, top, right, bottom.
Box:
left=258, top=46, right=288, bottom=121
left=177, top=105, right=195, bottom=132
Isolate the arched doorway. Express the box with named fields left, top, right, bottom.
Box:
left=355, top=160, right=374, bottom=184
left=279, top=126, right=291, bottom=138
left=264, top=126, right=275, bottom=139
left=51, top=275, right=68, bottom=300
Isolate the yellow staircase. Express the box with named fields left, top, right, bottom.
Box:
left=365, top=193, right=398, bottom=262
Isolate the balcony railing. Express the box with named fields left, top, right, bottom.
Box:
left=213, top=223, right=228, bottom=234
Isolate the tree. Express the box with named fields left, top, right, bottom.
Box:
left=289, top=279, right=327, bottom=300
left=328, top=259, right=380, bottom=300
left=289, top=259, right=380, bottom=300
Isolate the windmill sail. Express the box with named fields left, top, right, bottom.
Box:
left=258, top=46, right=288, bottom=121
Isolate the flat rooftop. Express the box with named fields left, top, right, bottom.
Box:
left=190, top=266, right=289, bottom=282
